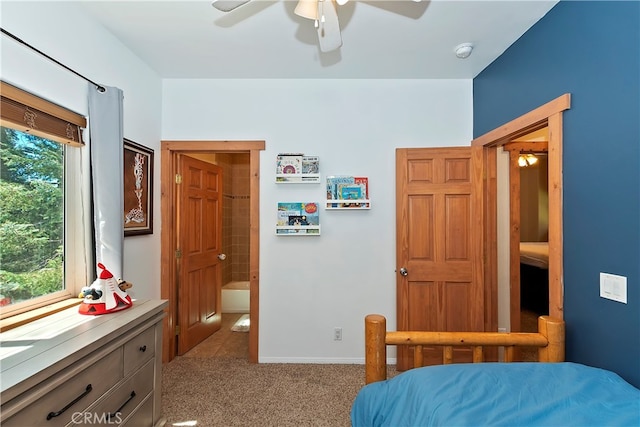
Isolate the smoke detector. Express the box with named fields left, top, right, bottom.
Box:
left=454, top=43, right=474, bottom=59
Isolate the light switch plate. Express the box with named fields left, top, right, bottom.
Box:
left=599, top=272, right=627, bottom=304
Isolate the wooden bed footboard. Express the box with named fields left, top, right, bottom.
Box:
left=364, top=314, right=565, bottom=384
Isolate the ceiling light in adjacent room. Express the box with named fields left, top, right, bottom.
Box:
left=518, top=154, right=538, bottom=167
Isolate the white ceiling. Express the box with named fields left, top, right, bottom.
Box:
left=77, top=0, right=558, bottom=79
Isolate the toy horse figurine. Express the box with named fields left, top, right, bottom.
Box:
left=79, top=263, right=133, bottom=315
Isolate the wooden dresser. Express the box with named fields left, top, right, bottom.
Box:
left=0, top=299, right=167, bottom=427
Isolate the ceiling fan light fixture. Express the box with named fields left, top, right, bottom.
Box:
left=454, top=43, right=474, bottom=59
left=295, top=0, right=319, bottom=20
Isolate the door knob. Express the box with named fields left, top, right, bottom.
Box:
left=399, top=267, right=408, bottom=276
left=218, top=254, right=227, bottom=260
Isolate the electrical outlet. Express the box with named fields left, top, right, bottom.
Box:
left=334, top=327, right=342, bottom=341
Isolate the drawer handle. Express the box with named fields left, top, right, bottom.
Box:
left=46, top=384, right=92, bottom=420
left=108, top=391, right=136, bottom=420
left=139, top=345, right=147, bottom=352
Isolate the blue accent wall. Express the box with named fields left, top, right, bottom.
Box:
left=474, top=0, right=640, bottom=387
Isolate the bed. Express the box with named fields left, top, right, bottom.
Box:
left=351, top=314, right=640, bottom=427
left=520, top=242, right=549, bottom=313
left=519, top=241, right=549, bottom=269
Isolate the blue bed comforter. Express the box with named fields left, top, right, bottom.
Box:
left=351, top=362, right=640, bottom=427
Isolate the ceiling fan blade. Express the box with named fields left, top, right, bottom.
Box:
left=211, top=0, right=252, bottom=12
left=317, top=0, right=342, bottom=53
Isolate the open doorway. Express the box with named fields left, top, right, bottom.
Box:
left=472, top=94, right=570, bottom=338
left=160, top=140, right=265, bottom=364
left=503, top=130, right=550, bottom=333
left=518, top=151, right=549, bottom=331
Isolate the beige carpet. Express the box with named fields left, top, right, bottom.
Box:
left=162, top=358, right=378, bottom=427
left=161, top=313, right=396, bottom=426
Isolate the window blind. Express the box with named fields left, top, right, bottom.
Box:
left=0, top=81, right=86, bottom=146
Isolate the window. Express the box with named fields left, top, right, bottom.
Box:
left=0, top=81, right=88, bottom=321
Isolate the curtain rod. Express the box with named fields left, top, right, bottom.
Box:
left=1, top=27, right=106, bottom=92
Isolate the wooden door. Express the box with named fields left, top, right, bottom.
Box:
left=177, top=155, right=223, bottom=354
left=396, top=147, right=484, bottom=370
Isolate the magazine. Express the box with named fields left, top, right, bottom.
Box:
left=276, top=153, right=303, bottom=182
left=326, top=176, right=369, bottom=208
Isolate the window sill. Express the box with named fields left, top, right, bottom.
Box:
left=0, top=299, right=82, bottom=333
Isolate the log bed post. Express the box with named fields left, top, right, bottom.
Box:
left=538, top=315, right=565, bottom=362
left=365, top=314, right=387, bottom=383
left=364, top=314, right=566, bottom=385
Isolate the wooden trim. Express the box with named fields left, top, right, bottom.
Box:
left=547, top=113, right=564, bottom=319
left=483, top=146, right=498, bottom=334
left=161, top=140, right=265, bottom=151
left=472, top=94, right=570, bottom=148
left=160, top=140, right=264, bottom=364
left=248, top=149, right=260, bottom=363
left=502, top=142, right=548, bottom=153
left=509, top=151, right=522, bottom=332
left=471, top=146, right=485, bottom=330
left=160, top=143, right=176, bottom=363
left=0, top=298, right=81, bottom=332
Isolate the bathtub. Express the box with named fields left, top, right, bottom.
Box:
left=222, top=281, right=250, bottom=313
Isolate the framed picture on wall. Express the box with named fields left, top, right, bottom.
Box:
left=123, top=139, right=154, bottom=236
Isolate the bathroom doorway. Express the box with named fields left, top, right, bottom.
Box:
left=218, top=153, right=251, bottom=316
left=160, top=140, right=264, bottom=364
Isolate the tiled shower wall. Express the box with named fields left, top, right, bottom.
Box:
left=219, top=153, right=250, bottom=285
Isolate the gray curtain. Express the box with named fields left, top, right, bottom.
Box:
left=88, top=84, right=124, bottom=279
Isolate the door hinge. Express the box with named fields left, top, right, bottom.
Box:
left=175, top=249, right=182, bottom=259
left=175, top=174, right=182, bottom=184
left=175, top=325, right=180, bottom=336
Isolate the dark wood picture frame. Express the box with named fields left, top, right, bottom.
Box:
left=123, top=139, right=154, bottom=236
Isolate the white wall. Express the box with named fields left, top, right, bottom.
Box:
left=0, top=2, right=163, bottom=299
left=2, top=2, right=475, bottom=363
left=162, top=79, right=473, bottom=362
left=497, top=147, right=511, bottom=332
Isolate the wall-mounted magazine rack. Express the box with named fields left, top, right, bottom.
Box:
left=276, top=154, right=320, bottom=183
left=325, top=176, right=371, bottom=210
left=276, top=173, right=321, bottom=184
left=276, top=202, right=321, bottom=236
left=275, top=225, right=321, bottom=235
left=325, top=200, right=371, bottom=210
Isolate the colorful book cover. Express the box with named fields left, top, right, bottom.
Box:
left=326, top=176, right=355, bottom=207
left=287, top=215, right=309, bottom=226
left=338, top=183, right=366, bottom=207
left=277, top=202, right=319, bottom=233
left=353, top=176, right=369, bottom=207
left=302, top=156, right=319, bottom=175
left=339, top=184, right=362, bottom=200
left=276, top=154, right=303, bottom=181
left=277, top=209, right=300, bottom=226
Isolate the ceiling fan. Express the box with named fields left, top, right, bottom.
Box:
left=211, top=0, right=423, bottom=53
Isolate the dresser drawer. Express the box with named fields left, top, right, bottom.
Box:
left=122, top=394, right=153, bottom=427
left=123, top=325, right=155, bottom=376
left=1, top=348, right=123, bottom=427
left=88, top=358, right=154, bottom=426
